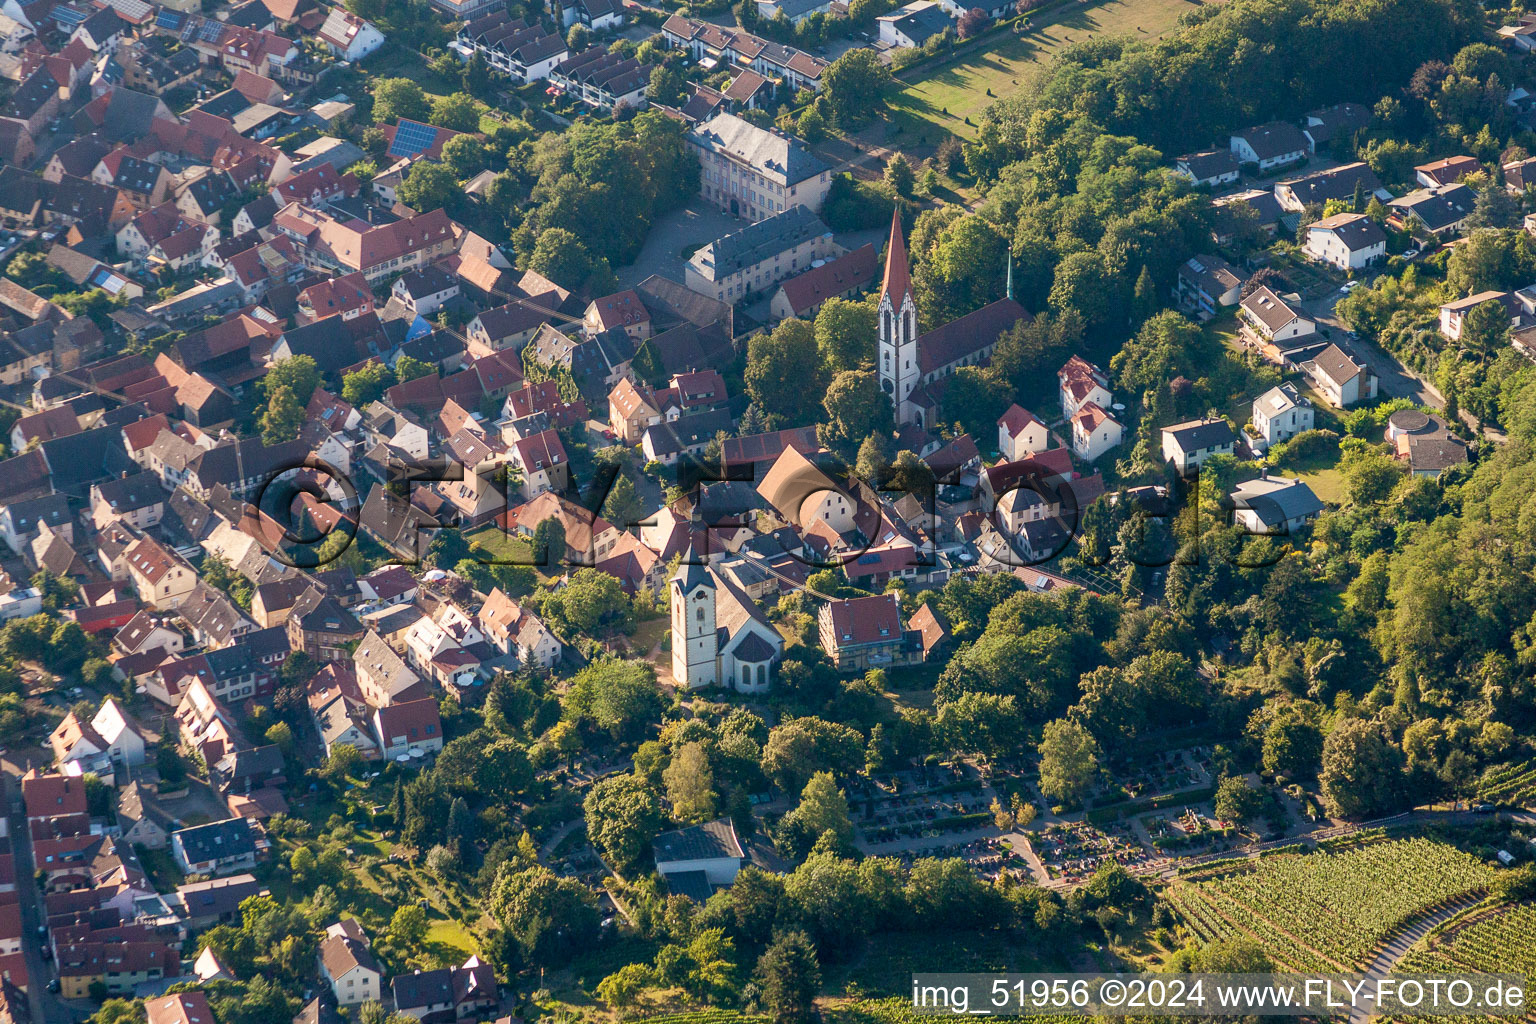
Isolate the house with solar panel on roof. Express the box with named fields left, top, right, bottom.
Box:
left=316, top=7, right=383, bottom=62
left=654, top=819, right=747, bottom=901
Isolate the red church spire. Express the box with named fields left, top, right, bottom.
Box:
left=880, top=206, right=913, bottom=311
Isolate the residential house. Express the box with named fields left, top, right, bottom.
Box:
left=464, top=299, right=552, bottom=356
left=1300, top=102, right=1372, bottom=152
left=1173, top=149, right=1240, bottom=188
left=1415, top=155, right=1481, bottom=188
left=549, top=48, right=649, bottom=111
left=1160, top=418, right=1237, bottom=476
left=90, top=471, right=167, bottom=531
left=117, top=782, right=167, bottom=849
left=297, top=273, right=374, bottom=324
left=286, top=586, right=364, bottom=662
left=373, top=697, right=443, bottom=760
left=1068, top=402, right=1122, bottom=462
left=877, top=2, right=953, bottom=48
left=662, top=16, right=827, bottom=91
left=584, top=290, right=652, bottom=341
left=1438, top=290, right=1519, bottom=342
left=124, top=536, right=196, bottom=609
left=354, top=629, right=424, bottom=707
left=1175, top=254, right=1245, bottom=316
left=477, top=588, right=561, bottom=668
left=1274, top=161, right=1389, bottom=212
left=170, top=817, right=263, bottom=875
left=144, top=990, right=212, bottom=1024
left=1388, top=184, right=1475, bottom=238
left=0, top=492, right=71, bottom=555
left=271, top=203, right=456, bottom=284
left=318, top=930, right=382, bottom=1007
left=507, top=428, right=568, bottom=498
left=1305, top=212, right=1386, bottom=270
left=316, top=8, right=383, bottom=60
left=1305, top=343, right=1378, bottom=408
left=390, top=266, right=459, bottom=319
left=997, top=404, right=1048, bottom=461
left=817, top=592, right=922, bottom=672
left=1239, top=286, right=1315, bottom=344
left=1230, top=474, right=1325, bottom=534
left=390, top=957, right=496, bottom=1022
left=1058, top=354, right=1111, bottom=418
left=452, top=10, right=569, bottom=81
left=1229, top=121, right=1309, bottom=172
left=1250, top=382, right=1314, bottom=449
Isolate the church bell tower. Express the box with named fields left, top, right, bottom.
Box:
left=876, top=207, right=920, bottom=424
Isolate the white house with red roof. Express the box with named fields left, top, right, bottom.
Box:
left=316, top=7, right=384, bottom=61
left=124, top=535, right=196, bottom=609
left=479, top=588, right=561, bottom=667
left=508, top=428, right=568, bottom=498
left=997, top=403, right=1048, bottom=461
left=584, top=289, right=651, bottom=340
left=1058, top=354, right=1111, bottom=419
left=372, top=697, right=443, bottom=760
left=1068, top=402, right=1123, bottom=462
left=816, top=591, right=921, bottom=672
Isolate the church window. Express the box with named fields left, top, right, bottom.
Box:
left=696, top=608, right=704, bottom=622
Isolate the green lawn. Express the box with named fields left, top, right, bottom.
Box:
left=887, top=0, right=1199, bottom=142
left=466, top=526, right=535, bottom=565
left=630, top=615, right=669, bottom=655
left=1291, top=466, right=1346, bottom=503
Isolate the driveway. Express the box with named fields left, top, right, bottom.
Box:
left=615, top=202, right=742, bottom=290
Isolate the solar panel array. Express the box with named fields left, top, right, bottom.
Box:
left=155, top=7, right=183, bottom=28
left=51, top=6, right=88, bottom=26
left=387, top=119, right=440, bottom=159
left=111, top=0, right=152, bottom=20
left=197, top=18, right=224, bottom=42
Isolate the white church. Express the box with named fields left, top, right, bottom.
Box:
left=877, top=208, right=1032, bottom=428
left=670, top=555, right=783, bottom=692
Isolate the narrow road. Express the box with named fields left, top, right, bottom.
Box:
left=6, top=774, right=60, bottom=1024
left=1347, top=894, right=1483, bottom=1024
left=537, top=816, right=584, bottom=865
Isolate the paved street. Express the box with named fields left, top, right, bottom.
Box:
left=1298, top=272, right=1507, bottom=441
left=5, top=774, right=72, bottom=1024
left=1299, top=284, right=1447, bottom=410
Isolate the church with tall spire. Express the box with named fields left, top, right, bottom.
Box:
left=875, top=208, right=1032, bottom=428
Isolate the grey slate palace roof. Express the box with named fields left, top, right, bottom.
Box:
left=691, top=205, right=830, bottom=281
left=689, top=113, right=830, bottom=185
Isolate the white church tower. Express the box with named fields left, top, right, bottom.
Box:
left=877, top=207, right=921, bottom=425
left=670, top=555, right=717, bottom=689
